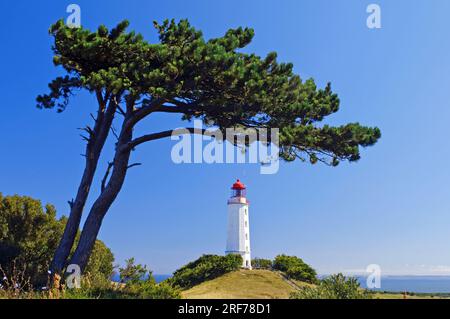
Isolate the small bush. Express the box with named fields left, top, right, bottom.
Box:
left=168, top=254, right=242, bottom=289
left=252, top=258, right=272, bottom=270
left=64, top=258, right=180, bottom=299
left=116, top=258, right=180, bottom=299
left=290, top=273, right=372, bottom=299
left=0, top=260, right=36, bottom=299
left=286, top=266, right=317, bottom=284
left=118, top=258, right=147, bottom=284
left=123, top=280, right=181, bottom=299
left=273, top=255, right=317, bottom=283
left=0, top=193, right=115, bottom=287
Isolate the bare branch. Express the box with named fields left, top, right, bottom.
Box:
left=80, top=134, right=90, bottom=143
left=78, top=126, right=94, bottom=138
left=127, top=163, right=142, bottom=170
left=110, top=126, right=119, bottom=141
left=116, top=104, right=126, bottom=117
left=68, top=199, right=74, bottom=209
left=101, top=162, right=114, bottom=193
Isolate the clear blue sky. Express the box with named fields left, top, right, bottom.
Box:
left=1, top=0, right=450, bottom=275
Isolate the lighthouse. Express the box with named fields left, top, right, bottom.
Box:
left=226, top=179, right=252, bottom=269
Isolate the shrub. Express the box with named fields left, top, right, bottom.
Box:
left=286, top=266, right=317, bottom=283
left=252, top=258, right=272, bottom=270
left=123, top=280, right=181, bottom=299
left=290, top=273, right=372, bottom=299
left=169, top=254, right=242, bottom=289
left=63, top=258, right=180, bottom=299
left=119, top=257, right=148, bottom=284
left=117, top=258, right=180, bottom=299
left=0, top=193, right=114, bottom=287
left=273, top=254, right=317, bottom=283
left=0, top=260, right=35, bottom=299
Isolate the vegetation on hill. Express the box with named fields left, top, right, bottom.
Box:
left=252, top=258, right=273, bottom=270
left=0, top=193, right=114, bottom=288
left=182, top=269, right=302, bottom=299
left=168, top=254, right=242, bottom=289
left=0, top=196, right=400, bottom=300
left=177, top=254, right=318, bottom=299
left=182, top=270, right=375, bottom=300
left=290, top=273, right=372, bottom=299
left=64, top=258, right=180, bottom=299
left=272, top=255, right=318, bottom=284
left=0, top=193, right=180, bottom=299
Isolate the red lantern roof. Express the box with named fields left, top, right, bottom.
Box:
left=231, top=179, right=246, bottom=190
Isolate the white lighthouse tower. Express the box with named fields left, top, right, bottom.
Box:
left=226, top=179, right=252, bottom=269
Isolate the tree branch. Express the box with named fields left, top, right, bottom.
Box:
left=116, top=104, right=126, bottom=117
left=127, top=163, right=142, bottom=170
left=68, top=199, right=74, bottom=209
left=124, top=98, right=166, bottom=132
left=95, top=90, right=106, bottom=112
left=151, top=105, right=188, bottom=113
left=110, top=126, right=119, bottom=141
left=101, top=162, right=114, bottom=193
left=126, top=127, right=210, bottom=150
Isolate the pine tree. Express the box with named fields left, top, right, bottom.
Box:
left=38, top=19, right=381, bottom=273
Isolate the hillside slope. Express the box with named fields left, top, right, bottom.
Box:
left=182, top=269, right=306, bottom=299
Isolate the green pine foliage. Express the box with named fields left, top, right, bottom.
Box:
left=38, top=18, right=380, bottom=166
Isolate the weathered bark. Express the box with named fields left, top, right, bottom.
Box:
left=50, top=95, right=117, bottom=274
left=69, top=121, right=133, bottom=272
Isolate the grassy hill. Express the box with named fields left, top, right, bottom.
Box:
left=182, top=269, right=310, bottom=299
left=181, top=269, right=450, bottom=299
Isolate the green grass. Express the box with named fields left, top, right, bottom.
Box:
left=373, top=291, right=450, bottom=299
left=182, top=269, right=307, bottom=299
left=182, top=269, right=450, bottom=299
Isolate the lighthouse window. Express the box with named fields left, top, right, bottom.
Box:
left=245, top=221, right=248, bottom=227
left=245, top=233, right=248, bottom=240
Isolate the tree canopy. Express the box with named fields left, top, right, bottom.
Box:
left=38, top=19, right=380, bottom=166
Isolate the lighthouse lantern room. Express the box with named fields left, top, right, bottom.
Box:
left=226, top=179, right=252, bottom=269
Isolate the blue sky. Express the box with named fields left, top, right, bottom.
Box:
left=1, top=0, right=450, bottom=275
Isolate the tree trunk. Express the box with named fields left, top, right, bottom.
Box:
left=50, top=98, right=116, bottom=274
left=69, top=126, right=133, bottom=272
